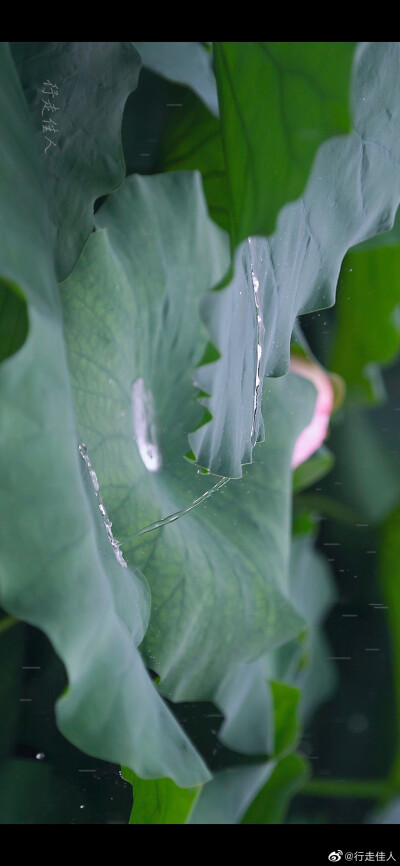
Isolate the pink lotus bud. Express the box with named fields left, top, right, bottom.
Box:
left=290, top=356, right=334, bottom=469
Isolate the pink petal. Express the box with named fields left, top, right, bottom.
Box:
left=290, top=356, right=334, bottom=469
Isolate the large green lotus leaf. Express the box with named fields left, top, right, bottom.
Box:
left=285, top=535, right=337, bottom=722
left=353, top=204, right=400, bottom=252
left=158, top=87, right=230, bottom=234
left=331, top=247, right=400, bottom=404
left=61, top=171, right=316, bottom=703
left=127, top=531, right=331, bottom=823
left=0, top=42, right=209, bottom=788
left=188, top=237, right=265, bottom=477
left=215, top=536, right=335, bottom=757
left=187, top=679, right=301, bottom=824
left=122, top=768, right=200, bottom=824
left=122, top=625, right=304, bottom=824
left=214, top=42, right=355, bottom=245
left=231, top=533, right=336, bottom=736
left=123, top=678, right=301, bottom=824
left=215, top=668, right=300, bottom=760
left=187, top=762, right=275, bottom=825
left=289, top=535, right=335, bottom=630
left=213, top=540, right=332, bottom=825
left=270, top=680, right=301, bottom=758
left=266, top=538, right=336, bottom=712
left=157, top=43, right=353, bottom=247
left=241, top=753, right=310, bottom=824
left=190, top=43, right=400, bottom=476
left=10, top=41, right=141, bottom=281
left=133, top=42, right=218, bottom=117
left=215, top=661, right=274, bottom=756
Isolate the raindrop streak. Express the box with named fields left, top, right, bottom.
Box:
left=120, top=477, right=230, bottom=544
left=79, top=444, right=127, bottom=568
left=131, top=378, right=162, bottom=472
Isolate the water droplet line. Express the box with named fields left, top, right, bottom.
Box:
left=120, top=476, right=230, bottom=545
left=248, top=238, right=264, bottom=445
left=79, top=443, right=127, bottom=568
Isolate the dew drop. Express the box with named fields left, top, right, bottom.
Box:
left=131, top=378, right=162, bottom=472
